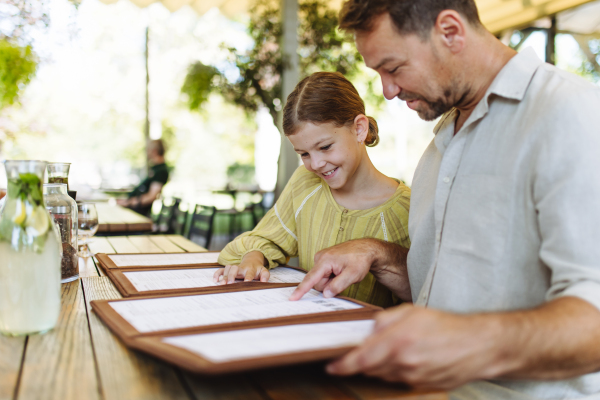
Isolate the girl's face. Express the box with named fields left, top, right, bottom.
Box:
left=288, top=116, right=369, bottom=190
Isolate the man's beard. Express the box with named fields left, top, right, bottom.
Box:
left=398, top=90, right=456, bottom=121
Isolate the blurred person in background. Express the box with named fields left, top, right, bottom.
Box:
left=117, top=139, right=169, bottom=216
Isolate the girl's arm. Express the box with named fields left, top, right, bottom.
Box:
left=216, top=170, right=303, bottom=283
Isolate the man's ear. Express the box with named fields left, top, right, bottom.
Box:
left=354, top=114, right=369, bottom=143
left=434, top=10, right=466, bottom=54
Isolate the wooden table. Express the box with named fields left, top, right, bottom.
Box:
left=0, top=235, right=447, bottom=400
left=95, top=203, right=153, bottom=234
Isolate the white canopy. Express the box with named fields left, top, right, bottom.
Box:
left=98, top=0, right=596, bottom=33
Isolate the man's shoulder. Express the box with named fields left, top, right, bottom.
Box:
left=528, top=63, right=600, bottom=107
left=151, top=163, right=169, bottom=184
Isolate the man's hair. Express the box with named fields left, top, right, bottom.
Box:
left=339, top=0, right=482, bottom=37
left=149, top=139, right=165, bottom=156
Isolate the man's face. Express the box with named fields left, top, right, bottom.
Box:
left=356, top=13, right=458, bottom=121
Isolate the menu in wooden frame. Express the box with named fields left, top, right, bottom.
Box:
left=91, top=287, right=380, bottom=374
left=96, top=251, right=222, bottom=270
left=96, top=252, right=308, bottom=297
left=105, top=265, right=309, bottom=298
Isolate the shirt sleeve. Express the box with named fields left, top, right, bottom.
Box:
left=152, top=165, right=169, bottom=185
left=535, top=89, right=600, bottom=311
left=218, top=169, right=300, bottom=268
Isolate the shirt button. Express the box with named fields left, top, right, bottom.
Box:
left=339, top=227, right=344, bottom=231
left=436, top=233, right=441, bottom=241
left=343, top=209, right=348, bottom=213
left=443, top=176, right=451, bottom=183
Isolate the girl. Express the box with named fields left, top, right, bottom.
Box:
left=214, top=72, right=410, bottom=307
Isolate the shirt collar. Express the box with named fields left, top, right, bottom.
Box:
left=432, top=47, right=543, bottom=146
left=487, top=47, right=542, bottom=101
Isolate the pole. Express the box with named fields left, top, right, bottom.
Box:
left=275, top=0, right=300, bottom=199
left=546, top=15, right=556, bottom=65
left=144, top=26, right=151, bottom=175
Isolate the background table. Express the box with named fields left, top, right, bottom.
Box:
left=0, top=235, right=447, bottom=400
left=95, top=203, right=153, bottom=234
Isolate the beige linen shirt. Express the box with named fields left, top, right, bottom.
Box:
left=408, top=48, right=600, bottom=400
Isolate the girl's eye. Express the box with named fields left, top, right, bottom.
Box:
left=301, top=152, right=309, bottom=158
left=320, top=144, right=332, bottom=151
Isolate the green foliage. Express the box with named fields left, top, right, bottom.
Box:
left=8, top=173, right=43, bottom=205
left=226, top=162, right=256, bottom=187
left=0, top=40, right=37, bottom=109
left=181, top=63, right=220, bottom=111
left=182, top=0, right=367, bottom=125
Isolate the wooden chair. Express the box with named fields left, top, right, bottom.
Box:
left=187, top=204, right=217, bottom=249
left=169, top=203, right=189, bottom=236
left=156, top=198, right=181, bottom=233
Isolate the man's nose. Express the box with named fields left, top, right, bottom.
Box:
left=381, top=77, right=401, bottom=100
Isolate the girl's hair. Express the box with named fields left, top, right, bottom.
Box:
left=282, top=72, right=379, bottom=147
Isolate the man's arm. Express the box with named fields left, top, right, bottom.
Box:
left=327, top=296, right=600, bottom=388
left=290, top=238, right=411, bottom=301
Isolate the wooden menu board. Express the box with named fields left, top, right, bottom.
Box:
left=96, top=252, right=222, bottom=270
left=104, top=265, right=308, bottom=298
left=91, top=288, right=381, bottom=374
left=96, top=252, right=309, bottom=298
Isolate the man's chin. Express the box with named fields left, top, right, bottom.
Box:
left=416, top=108, right=443, bottom=122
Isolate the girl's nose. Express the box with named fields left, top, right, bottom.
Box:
left=311, top=156, right=326, bottom=171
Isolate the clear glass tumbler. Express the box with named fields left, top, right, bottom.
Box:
left=77, top=203, right=98, bottom=257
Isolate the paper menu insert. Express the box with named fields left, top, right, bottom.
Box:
left=108, top=252, right=220, bottom=267
left=122, top=267, right=306, bottom=292
left=108, top=287, right=363, bottom=333
left=163, top=320, right=375, bottom=363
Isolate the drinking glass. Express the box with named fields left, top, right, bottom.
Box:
left=77, top=203, right=99, bottom=257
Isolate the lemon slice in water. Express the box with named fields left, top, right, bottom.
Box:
left=25, top=206, right=49, bottom=237
left=12, top=200, right=27, bottom=226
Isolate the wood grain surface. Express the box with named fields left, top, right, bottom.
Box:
left=0, top=336, right=25, bottom=400
left=81, top=276, right=189, bottom=400
left=18, top=280, right=100, bottom=400
left=148, top=235, right=186, bottom=253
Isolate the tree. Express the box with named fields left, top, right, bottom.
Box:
left=181, top=0, right=367, bottom=126
left=0, top=0, right=48, bottom=109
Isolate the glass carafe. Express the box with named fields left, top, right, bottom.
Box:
left=44, top=184, right=78, bottom=283
left=47, top=162, right=76, bottom=200
left=0, top=160, right=61, bottom=336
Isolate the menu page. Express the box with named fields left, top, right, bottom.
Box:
left=108, top=287, right=362, bottom=333
left=163, top=320, right=375, bottom=363
left=108, top=252, right=220, bottom=267
left=123, top=267, right=306, bottom=292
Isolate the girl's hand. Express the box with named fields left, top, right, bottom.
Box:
left=213, top=251, right=270, bottom=285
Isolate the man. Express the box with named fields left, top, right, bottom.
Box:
left=118, top=139, right=169, bottom=216
left=290, top=1, right=600, bottom=398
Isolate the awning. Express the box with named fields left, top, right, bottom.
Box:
left=98, top=0, right=596, bottom=33
left=476, top=0, right=595, bottom=34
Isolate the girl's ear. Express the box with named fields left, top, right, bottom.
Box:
left=354, top=114, right=369, bottom=143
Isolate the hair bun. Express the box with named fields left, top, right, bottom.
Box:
left=365, top=116, right=379, bottom=147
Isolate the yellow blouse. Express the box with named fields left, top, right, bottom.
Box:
left=218, top=166, right=411, bottom=307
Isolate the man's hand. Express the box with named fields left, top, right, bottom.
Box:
left=326, top=305, right=503, bottom=389
left=327, top=297, right=600, bottom=389
left=290, top=239, right=410, bottom=301
left=289, top=239, right=378, bottom=300
left=213, top=251, right=270, bottom=284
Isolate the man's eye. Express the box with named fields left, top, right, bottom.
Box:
left=320, top=144, right=332, bottom=151
left=388, top=66, right=399, bottom=74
